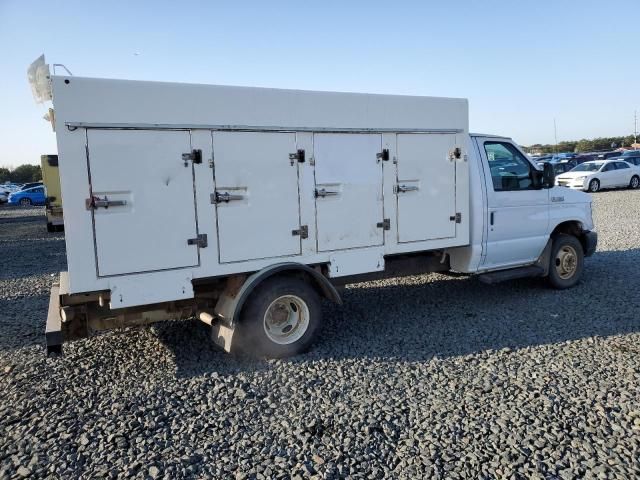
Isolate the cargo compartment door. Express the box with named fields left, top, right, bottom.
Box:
left=396, top=134, right=459, bottom=243
left=87, top=130, right=199, bottom=277
left=213, top=132, right=302, bottom=263
left=314, top=134, right=384, bottom=251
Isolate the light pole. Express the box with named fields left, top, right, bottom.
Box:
left=553, top=118, right=558, bottom=154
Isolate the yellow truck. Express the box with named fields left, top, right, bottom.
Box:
left=41, top=154, right=64, bottom=232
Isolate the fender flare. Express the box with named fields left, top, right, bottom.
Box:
left=216, top=263, right=342, bottom=326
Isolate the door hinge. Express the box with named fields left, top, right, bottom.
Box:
left=292, top=225, right=308, bottom=239
left=289, top=149, right=305, bottom=165
left=187, top=234, right=207, bottom=248
left=377, top=218, right=391, bottom=230
left=376, top=149, right=390, bottom=162
left=449, top=213, right=462, bottom=223
left=182, top=149, right=202, bottom=166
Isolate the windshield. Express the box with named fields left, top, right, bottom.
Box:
left=571, top=162, right=603, bottom=172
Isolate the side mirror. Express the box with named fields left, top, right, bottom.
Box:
left=542, top=162, right=555, bottom=188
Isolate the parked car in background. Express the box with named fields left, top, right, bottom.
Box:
left=0, top=191, right=8, bottom=204
left=574, top=153, right=597, bottom=164
left=538, top=161, right=574, bottom=176
left=555, top=160, right=640, bottom=192
left=1, top=183, right=23, bottom=192
left=20, top=181, right=44, bottom=190
left=620, top=150, right=640, bottom=158
left=595, top=151, right=624, bottom=161
left=616, top=155, right=640, bottom=167
left=7, top=186, right=47, bottom=206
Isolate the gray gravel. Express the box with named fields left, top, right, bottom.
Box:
left=1, top=192, right=640, bottom=479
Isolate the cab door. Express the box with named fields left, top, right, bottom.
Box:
left=476, top=138, right=549, bottom=269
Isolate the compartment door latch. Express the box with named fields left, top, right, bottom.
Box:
left=187, top=234, right=208, bottom=248
left=289, top=149, right=305, bottom=165
left=376, top=218, right=391, bottom=230
left=182, top=149, right=203, bottom=166
left=376, top=149, right=390, bottom=163
left=292, top=225, right=308, bottom=239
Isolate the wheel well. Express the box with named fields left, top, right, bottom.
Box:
left=551, top=221, right=583, bottom=238
left=270, top=269, right=339, bottom=305
left=229, top=263, right=341, bottom=326
left=551, top=221, right=588, bottom=252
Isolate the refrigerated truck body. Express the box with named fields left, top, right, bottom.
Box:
left=32, top=66, right=596, bottom=357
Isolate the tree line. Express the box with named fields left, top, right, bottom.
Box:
left=0, top=165, right=42, bottom=184
left=524, top=135, right=639, bottom=154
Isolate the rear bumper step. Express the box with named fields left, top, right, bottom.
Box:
left=478, top=265, right=545, bottom=285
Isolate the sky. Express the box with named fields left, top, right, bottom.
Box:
left=1, top=0, right=638, bottom=167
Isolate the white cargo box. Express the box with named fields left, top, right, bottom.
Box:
left=52, top=76, right=469, bottom=308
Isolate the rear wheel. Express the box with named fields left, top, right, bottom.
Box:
left=19, top=198, right=32, bottom=206
left=629, top=175, right=639, bottom=189
left=588, top=179, right=600, bottom=192
left=238, top=276, right=322, bottom=358
left=547, top=234, right=584, bottom=289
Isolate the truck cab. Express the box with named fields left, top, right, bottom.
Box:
left=447, top=134, right=596, bottom=287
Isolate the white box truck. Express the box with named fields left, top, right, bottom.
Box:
left=30, top=58, right=597, bottom=357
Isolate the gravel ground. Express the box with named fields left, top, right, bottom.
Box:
left=1, top=192, right=640, bottom=480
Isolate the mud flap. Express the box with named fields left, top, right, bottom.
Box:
left=211, top=321, right=235, bottom=353
left=45, top=285, right=63, bottom=355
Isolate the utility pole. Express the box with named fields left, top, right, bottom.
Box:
left=553, top=118, right=558, bottom=154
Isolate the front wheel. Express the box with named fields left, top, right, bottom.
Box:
left=19, top=198, right=32, bottom=206
left=588, top=179, right=600, bottom=193
left=629, top=175, right=640, bottom=189
left=238, top=276, right=322, bottom=358
left=547, top=234, right=584, bottom=289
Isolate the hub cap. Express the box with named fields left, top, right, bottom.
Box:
left=632, top=177, right=639, bottom=188
left=555, top=245, right=578, bottom=280
left=263, top=295, right=310, bottom=345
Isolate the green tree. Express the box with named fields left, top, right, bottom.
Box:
left=10, top=164, right=42, bottom=183
left=0, top=167, right=10, bottom=183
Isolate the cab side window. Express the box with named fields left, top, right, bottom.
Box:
left=484, top=142, right=535, bottom=191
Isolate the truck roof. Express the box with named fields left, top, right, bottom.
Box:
left=470, top=133, right=512, bottom=140
left=51, top=76, right=469, bottom=134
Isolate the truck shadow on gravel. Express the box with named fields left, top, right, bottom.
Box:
left=154, top=248, right=640, bottom=379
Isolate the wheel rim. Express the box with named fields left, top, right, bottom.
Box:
left=632, top=177, right=639, bottom=188
left=555, top=245, right=578, bottom=280
left=20, top=198, right=30, bottom=206
left=263, top=295, right=310, bottom=345
left=589, top=180, right=599, bottom=192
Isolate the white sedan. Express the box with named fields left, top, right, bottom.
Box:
left=555, top=160, right=640, bottom=192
